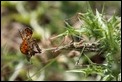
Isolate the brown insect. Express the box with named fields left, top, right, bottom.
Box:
left=19, top=27, right=41, bottom=61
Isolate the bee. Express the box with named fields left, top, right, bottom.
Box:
left=19, top=27, right=41, bottom=61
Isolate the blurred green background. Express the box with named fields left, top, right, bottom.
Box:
left=1, top=1, right=121, bottom=81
